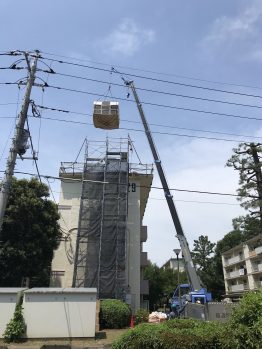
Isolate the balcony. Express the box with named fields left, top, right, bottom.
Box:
left=140, top=279, right=149, bottom=295
left=226, top=267, right=247, bottom=279
left=225, top=255, right=243, bottom=266
left=141, top=226, right=148, bottom=243
left=254, top=280, right=262, bottom=289
left=229, top=284, right=249, bottom=292
left=140, top=252, right=149, bottom=267
left=252, top=263, right=262, bottom=273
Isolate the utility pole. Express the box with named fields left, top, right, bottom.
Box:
left=0, top=51, right=39, bottom=234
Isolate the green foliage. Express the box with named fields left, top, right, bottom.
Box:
left=0, top=177, right=61, bottom=287
left=3, top=304, right=26, bottom=342
left=227, top=143, right=262, bottom=218
left=144, top=262, right=164, bottom=310
left=144, top=261, right=187, bottom=310
left=99, top=299, right=131, bottom=329
left=112, top=319, right=229, bottom=349
left=191, top=235, right=216, bottom=293
left=135, top=309, right=149, bottom=325
left=228, top=291, right=262, bottom=349
left=192, top=235, right=215, bottom=271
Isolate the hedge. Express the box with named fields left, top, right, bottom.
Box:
left=112, top=319, right=230, bottom=349
left=99, top=299, right=131, bottom=329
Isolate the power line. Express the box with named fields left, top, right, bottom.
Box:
left=6, top=62, right=262, bottom=107
left=49, top=189, right=239, bottom=206
left=33, top=115, right=259, bottom=143
left=54, top=70, right=262, bottom=107
left=3, top=81, right=262, bottom=122
left=25, top=117, right=42, bottom=183
left=44, top=177, right=71, bottom=234
left=43, top=84, right=262, bottom=120
left=36, top=104, right=262, bottom=140
left=40, top=53, right=262, bottom=94
left=4, top=169, right=257, bottom=199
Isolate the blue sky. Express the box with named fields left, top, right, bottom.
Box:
left=1, top=0, right=262, bottom=265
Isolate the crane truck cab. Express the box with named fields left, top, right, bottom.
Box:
left=171, top=284, right=212, bottom=313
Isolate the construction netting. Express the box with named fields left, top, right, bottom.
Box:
left=73, top=153, right=128, bottom=300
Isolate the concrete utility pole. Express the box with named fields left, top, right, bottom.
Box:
left=0, top=52, right=39, bottom=234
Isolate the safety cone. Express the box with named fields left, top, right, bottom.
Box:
left=130, top=314, right=135, bottom=328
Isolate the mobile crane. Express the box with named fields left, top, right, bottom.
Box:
left=124, top=80, right=212, bottom=310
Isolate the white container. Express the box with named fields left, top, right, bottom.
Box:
left=23, top=288, right=97, bottom=338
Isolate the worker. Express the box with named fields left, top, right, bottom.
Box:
left=170, top=303, right=178, bottom=318
left=168, top=296, right=173, bottom=311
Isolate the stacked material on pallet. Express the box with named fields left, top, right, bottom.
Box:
left=93, top=101, right=119, bottom=129
left=148, top=311, right=167, bottom=323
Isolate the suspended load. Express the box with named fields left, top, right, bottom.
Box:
left=93, top=101, right=119, bottom=130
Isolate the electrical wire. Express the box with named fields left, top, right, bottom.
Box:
left=41, top=84, right=262, bottom=121
left=32, top=114, right=260, bottom=143
left=3, top=81, right=262, bottom=122
left=45, top=177, right=71, bottom=234
left=54, top=71, right=262, bottom=107
left=25, top=117, right=42, bottom=183
left=49, top=188, right=239, bottom=206
left=40, top=52, right=262, bottom=94
left=36, top=104, right=262, bottom=140
left=2, top=169, right=257, bottom=199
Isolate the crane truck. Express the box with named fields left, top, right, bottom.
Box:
left=124, top=79, right=212, bottom=312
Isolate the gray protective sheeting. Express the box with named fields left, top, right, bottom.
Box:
left=73, top=155, right=128, bottom=300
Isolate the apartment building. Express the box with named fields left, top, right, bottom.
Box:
left=50, top=140, right=153, bottom=311
left=222, top=234, right=262, bottom=297
left=162, top=258, right=185, bottom=272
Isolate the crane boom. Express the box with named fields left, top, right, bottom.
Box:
left=127, top=80, right=202, bottom=291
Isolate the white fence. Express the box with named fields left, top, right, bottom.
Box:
left=0, top=287, right=97, bottom=339
left=0, top=288, right=27, bottom=337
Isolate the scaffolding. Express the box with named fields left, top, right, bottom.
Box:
left=71, top=139, right=129, bottom=299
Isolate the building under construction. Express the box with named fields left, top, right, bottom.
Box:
left=51, top=139, right=153, bottom=310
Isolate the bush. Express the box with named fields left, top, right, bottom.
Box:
left=99, top=299, right=131, bottom=329
left=112, top=319, right=228, bottom=349
left=135, top=309, right=149, bottom=325
left=3, top=304, right=26, bottom=342
left=112, top=323, right=164, bottom=349
left=227, top=291, right=262, bottom=349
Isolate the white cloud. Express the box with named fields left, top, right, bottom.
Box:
left=97, top=18, right=155, bottom=56
left=201, top=0, right=262, bottom=61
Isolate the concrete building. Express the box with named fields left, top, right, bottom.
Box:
left=222, top=233, right=262, bottom=298
left=162, top=257, right=185, bottom=272
left=51, top=140, right=153, bottom=311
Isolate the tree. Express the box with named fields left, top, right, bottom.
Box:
left=144, top=261, right=187, bottom=310
left=144, top=262, right=164, bottom=310
left=191, top=235, right=216, bottom=293
left=192, top=235, right=215, bottom=272
left=0, top=177, right=61, bottom=287
left=227, top=142, right=262, bottom=227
